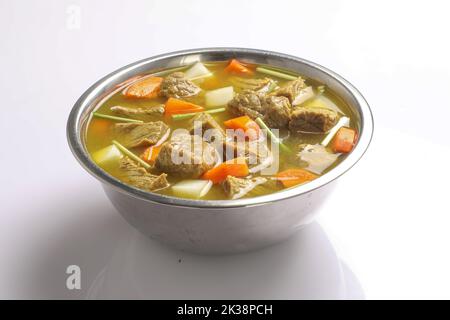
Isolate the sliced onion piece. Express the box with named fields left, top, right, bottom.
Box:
left=292, top=86, right=315, bottom=106
left=298, top=144, right=339, bottom=175
left=304, top=95, right=345, bottom=115
left=154, top=128, right=171, bottom=147
left=321, top=116, right=350, bottom=147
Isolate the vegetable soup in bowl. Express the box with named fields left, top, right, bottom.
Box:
left=68, top=48, right=373, bottom=253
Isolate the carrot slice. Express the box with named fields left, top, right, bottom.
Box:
left=124, top=76, right=163, bottom=98
left=140, top=145, right=162, bottom=164
left=89, top=118, right=112, bottom=137
left=165, top=98, right=205, bottom=116
left=276, top=169, right=317, bottom=188
left=202, top=157, right=249, bottom=184
left=331, top=127, right=357, bottom=153
left=224, top=59, right=254, bottom=76
left=224, top=115, right=260, bottom=140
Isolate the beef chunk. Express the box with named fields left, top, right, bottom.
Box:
left=188, top=112, right=225, bottom=141
left=155, top=133, right=219, bottom=178
left=272, top=77, right=307, bottom=103
left=262, top=95, right=292, bottom=128
left=119, top=157, right=169, bottom=191
left=160, top=72, right=201, bottom=99
left=289, top=107, right=338, bottom=133
left=114, top=121, right=170, bottom=148
left=222, top=176, right=267, bottom=199
left=222, top=139, right=273, bottom=174
left=110, top=105, right=165, bottom=116
left=227, top=90, right=266, bottom=119
left=228, top=91, right=293, bottom=129
left=229, top=77, right=276, bottom=93
left=296, top=144, right=339, bottom=174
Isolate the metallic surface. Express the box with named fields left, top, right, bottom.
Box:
left=67, top=48, right=373, bottom=253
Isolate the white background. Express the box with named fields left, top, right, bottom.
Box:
left=1, top=0, right=450, bottom=299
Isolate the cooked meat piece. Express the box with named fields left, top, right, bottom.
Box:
left=262, top=95, right=292, bottom=128
left=289, top=107, right=338, bottom=133
left=227, top=90, right=266, bottom=119
left=110, top=105, right=165, bottom=116
left=229, top=77, right=276, bottom=93
left=155, top=133, right=219, bottom=178
left=272, top=77, right=307, bottom=103
left=160, top=72, right=201, bottom=99
left=228, top=91, right=293, bottom=129
left=188, top=112, right=226, bottom=141
left=114, top=121, right=170, bottom=148
left=296, top=144, right=339, bottom=174
left=222, top=176, right=267, bottom=199
left=119, top=157, right=169, bottom=191
left=222, top=139, right=273, bottom=174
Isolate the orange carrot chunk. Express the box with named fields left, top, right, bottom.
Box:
left=124, top=76, right=163, bottom=98
left=276, top=169, right=317, bottom=188
left=224, top=59, right=254, bottom=76
left=331, top=127, right=357, bottom=153
left=202, top=157, right=249, bottom=184
left=165, top=98, right=204, bottom=116
left=140, top=145, right=162, bottom=164
left=89, top=118, right=112, bottom=137
left=224, top=115, right=260, bottom=140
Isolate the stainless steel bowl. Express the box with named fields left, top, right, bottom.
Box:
left=67, top=48, right=373, bottom=254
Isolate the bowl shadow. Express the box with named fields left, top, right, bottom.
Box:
left=19, top=186, right=363, bottom=299
left=86, top=221, right=364, bottom=299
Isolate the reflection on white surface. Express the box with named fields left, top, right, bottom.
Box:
left=86, top=223, right=363, bottom=299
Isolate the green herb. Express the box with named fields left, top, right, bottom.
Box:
left=171, top=108, right=226, bottom=121
left=255, top=117, right=292, bottom=153
left=112, top=140, right=151, bottom=169
left=93, top=112, right=143, bottom=123
left=256, top=67, right=298, bottom=81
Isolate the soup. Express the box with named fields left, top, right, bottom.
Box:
left=85, top=59, right=358, bottom=200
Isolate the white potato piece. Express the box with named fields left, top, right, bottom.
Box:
left=171, top=180, right=213, bottom=199
left=92, top=144, right=122, bottom=166
left=185, top=62, right=211, bottom=80
left=205, top=86, right=234, bottom=108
